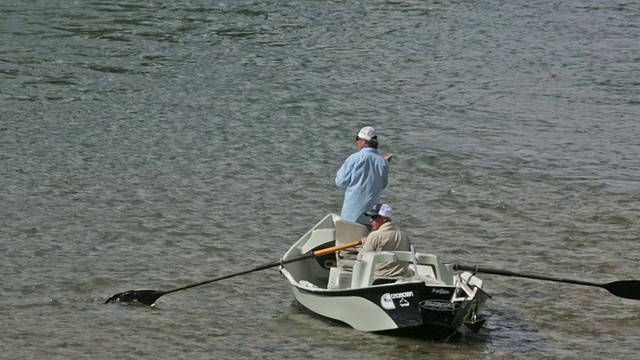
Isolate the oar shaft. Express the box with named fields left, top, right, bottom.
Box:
left=165, top=261, right=283, bottom=295
left=164, top=241, right=361, bottom=295
left=314, top=240, right=360, bottom=256
left=454, top=264, right=602, bottom=288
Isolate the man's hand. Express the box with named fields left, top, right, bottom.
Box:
left=384, top=154, right=393, bottom=162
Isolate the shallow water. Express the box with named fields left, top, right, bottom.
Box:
left=1, top=0, right=639, bottom=359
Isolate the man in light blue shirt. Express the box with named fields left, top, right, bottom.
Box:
left=335, top=126, right=392, bottom=226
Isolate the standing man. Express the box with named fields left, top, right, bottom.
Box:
left=335, top=126, right=392, bottom=226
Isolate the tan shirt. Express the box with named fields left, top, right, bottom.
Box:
left=358, top=221, right=412, bottom=279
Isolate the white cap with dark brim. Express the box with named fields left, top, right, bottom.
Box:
left=364, top=203, right=393, bottom=218
left=357, top=126, right=377, bottom=141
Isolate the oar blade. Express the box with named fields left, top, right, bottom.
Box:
left=604, top=281, right=640, bottom=300
left=104, top=290, right=165, bottom=306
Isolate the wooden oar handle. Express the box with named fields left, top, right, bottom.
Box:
left=313, top=240, right=361, bottom=256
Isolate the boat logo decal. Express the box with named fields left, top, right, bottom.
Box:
left=431, top=288, right=450, bottom=295
left=380, top=291, right=414, bottom=310
left=380, top=293, right=396, bottom=310
left=419, top=299, right=459, bottom=311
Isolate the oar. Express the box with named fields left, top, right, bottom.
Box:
left=453, top=264, right=640, bottom=300
left=105, top=240, right=361, bottom=306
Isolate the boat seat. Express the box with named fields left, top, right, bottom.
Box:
left=392, top=252, right=441, bottom=280
left=328, top=267, right=353, bottom=289
left=334, top=219, right=368, bottom=267
left=335, top=218, right=368, bottom=246
left=300, top=228, right=336, bottom=254
left=350, top=252, right=398, bottom=288
left=459, top=270, right=484, bottom=289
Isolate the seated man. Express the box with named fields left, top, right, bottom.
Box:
left=358, top=203, right=413, bottom=282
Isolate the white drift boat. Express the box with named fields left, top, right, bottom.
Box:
left=279, top=214, right=490, bottom=339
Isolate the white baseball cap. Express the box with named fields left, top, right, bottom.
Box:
left=357, top=126, right=377, bottom=141
left=364, top=203, right=393, bottom=218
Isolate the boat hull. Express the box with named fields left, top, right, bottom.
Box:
left=288, top=280, right=488, bottom=338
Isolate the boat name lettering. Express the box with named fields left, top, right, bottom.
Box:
left=419, top=299, right=458, bottom=312
left=431, top=288, right=450, bottom=295
left=389, top=291, right=414, bottom=299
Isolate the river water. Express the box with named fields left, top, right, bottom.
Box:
left=1, top=0, right=639, bottom=359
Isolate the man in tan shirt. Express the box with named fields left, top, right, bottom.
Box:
left=358, top=203, right=413, bottom=281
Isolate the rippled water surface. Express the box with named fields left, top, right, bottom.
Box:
left=2, top=0, right=639, bottom=359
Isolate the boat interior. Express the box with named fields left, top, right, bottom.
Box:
left=282, top=214, right=483, bottom=292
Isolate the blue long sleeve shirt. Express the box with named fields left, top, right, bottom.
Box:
left=335, top=147, right=389, bottom=225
